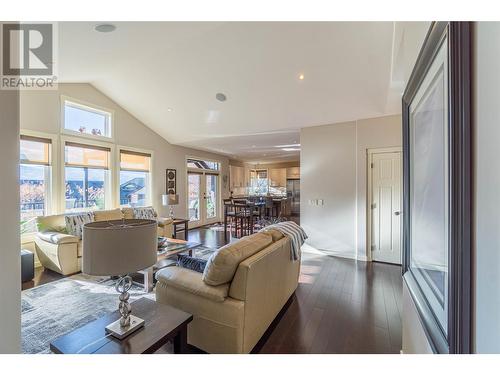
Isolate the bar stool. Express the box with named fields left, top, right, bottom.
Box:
left=223, top=198, right=236, bottom=241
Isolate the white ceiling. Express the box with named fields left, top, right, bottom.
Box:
left=58, top=22, right=429, bottom=162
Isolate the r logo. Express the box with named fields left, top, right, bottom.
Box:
left=2, top=23, right=53, bottom=76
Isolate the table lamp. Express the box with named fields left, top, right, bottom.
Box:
left=82, top=219, right=157, bottom=339
left=162, top=193, right=179, bottom=218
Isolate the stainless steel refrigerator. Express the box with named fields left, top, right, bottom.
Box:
left=286, top=179, right=300, bottom=215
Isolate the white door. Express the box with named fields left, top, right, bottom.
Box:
left=187, top=171, right=219, bottom=228
left=370, top=151, right=402, bottom=264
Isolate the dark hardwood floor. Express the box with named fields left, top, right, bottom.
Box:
left=257, top=253, right=402, bottom=354
left=23, top=218, right=403, bottom=354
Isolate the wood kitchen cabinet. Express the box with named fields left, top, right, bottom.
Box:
left=230, top=165, right=250, bottom=189
left=269, top=168, right=287, bottom=187
left=286, top=167, right=300, bottom=179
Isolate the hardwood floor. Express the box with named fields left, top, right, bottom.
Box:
left=24, top=220, right=403, bottom=354
left=256, top=253, right=402, bottom=354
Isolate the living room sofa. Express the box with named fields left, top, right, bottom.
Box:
left=34, top=207, right=173, bottom=275
left=155, top=229, right=300, bottom=353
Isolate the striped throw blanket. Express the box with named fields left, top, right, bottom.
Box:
left=260, top=221, right=308, bottom=261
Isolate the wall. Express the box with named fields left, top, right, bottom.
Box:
left=402, top=283, right=433, bottom=353
left=473, top=22, right=500, bottom=353
left=20, top=83, right=230, bottom=221
left=300, top=114, right=401, bottom=259
left=0, top=38, right=21, bottom=351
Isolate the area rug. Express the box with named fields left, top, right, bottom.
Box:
left=21, top=245, right=216, bottom=354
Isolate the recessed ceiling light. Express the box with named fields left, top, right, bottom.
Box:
left=298, top=74, right=305, bottom=80
left=167, top=108, right=173, bottom=112
left=215, top=93, right=227, bottom=102
left=94, top=24, right=116, bottom=33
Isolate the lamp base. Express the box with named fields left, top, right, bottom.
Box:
left=105, top=315, right=145, bottom=340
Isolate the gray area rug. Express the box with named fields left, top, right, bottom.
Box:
left=22, top=245, right=216, bottom=354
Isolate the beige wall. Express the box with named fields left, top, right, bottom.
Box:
left=402, top=283, right=433, bottom=353
left=473, top=22, right=500, bottom=353
left=0, top=58, right=21, bottom=352
left=20, top=83, right=230, bottom=220
left=300, top=114, right=401, bottom=260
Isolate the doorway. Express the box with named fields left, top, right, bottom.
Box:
left=367, top=147, right=402, bottom=264
left=187, top=171, right=220, bottom=228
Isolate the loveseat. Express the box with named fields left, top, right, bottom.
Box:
left=155, top=229, right=300, bottom=353
left=34, top=207, right=173, bottom=275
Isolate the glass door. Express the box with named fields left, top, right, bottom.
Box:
left=205, top=173, right=219, bottom=224
left=187, top=171, right=220, bottom=227
left=187, top=172, right=202, bottom=226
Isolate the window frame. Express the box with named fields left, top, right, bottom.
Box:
left=116, top=146, right=154, bottom=208
left=20, top=130, right=58, bottom=240
left=61, top=135, right=115, bottom=212
left=60, top=95, right=115, bottom=142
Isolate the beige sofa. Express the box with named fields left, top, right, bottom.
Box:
left=34, top=207, right=173, bottom=276
left=155, top=229, right=300, bottom=353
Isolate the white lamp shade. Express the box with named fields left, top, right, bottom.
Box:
left=82, top=219, right=157, bottom=276
left=162, top=194, right=179, bottom=206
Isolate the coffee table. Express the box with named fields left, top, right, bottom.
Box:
left=138, top=238, right=201, bottom=292
left=50, top=298, right=193, bottom=354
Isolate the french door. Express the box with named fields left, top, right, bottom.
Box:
left=187, top=171, right=219, bottom=228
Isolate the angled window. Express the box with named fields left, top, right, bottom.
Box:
left=64, top=142, right=110, bottom=212
left=187, top=158, right=219, bottom=171
left=62, top=98, right=112, bottom=139
left=119, top=150, right=151, bottom=207
left=20, top=135, right=52, bottom=234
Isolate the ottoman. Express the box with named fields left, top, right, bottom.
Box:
left=21, top=249, right=34, bottom=282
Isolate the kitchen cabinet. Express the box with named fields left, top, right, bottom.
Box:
left=230, top=165, right=250, bottom=189
left=286, top=167, right=300, bottom=179
left=269, top=168, right=287, bottom=187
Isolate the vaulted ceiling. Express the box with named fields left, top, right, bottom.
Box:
left=58, top=21, right=429, bottom=162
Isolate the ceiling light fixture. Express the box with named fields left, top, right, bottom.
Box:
left=167, top=108, right=173, bottom=112
left=94, top=24, right=117, bottom=33
left=298, top=74, right=305, bottom=80
left=215, top=93, right=227, bottom=102
left=274, top=144, right=300, bottom=148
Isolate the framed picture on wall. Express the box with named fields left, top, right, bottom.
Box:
left=402, top=22, right=472, bottom=354
left=166, top=169, right=176, bottom=195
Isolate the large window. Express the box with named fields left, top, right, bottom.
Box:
left=249, top=169, right=269, bottom=195
left=63, top=98, right=112, bottom=139
left=119, top=150, right=151, bottom=207
left=64, top=142, right=110, bottom=212
left=20, top=135, right=52, bottom=233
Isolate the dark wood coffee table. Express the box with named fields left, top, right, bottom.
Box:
left=50, top=298, right=192, bottom=354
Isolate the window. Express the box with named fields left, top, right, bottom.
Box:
left=64, top=142, right=110, bottom=212
left=119, top=150, right=151, bottom=207
left=63, top=98, right=112, bottom=139
left=249, top=169, right=269, bottom=195
left=20, top=135, right=52, bottom=234
left=187, top=158, right=219, bottom=171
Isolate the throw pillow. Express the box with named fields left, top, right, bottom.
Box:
left=132, top=207, right=157, bottom=220
left=65, top=212, right=95, bottom=239
left=177, top=254, right=208, bottom=273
